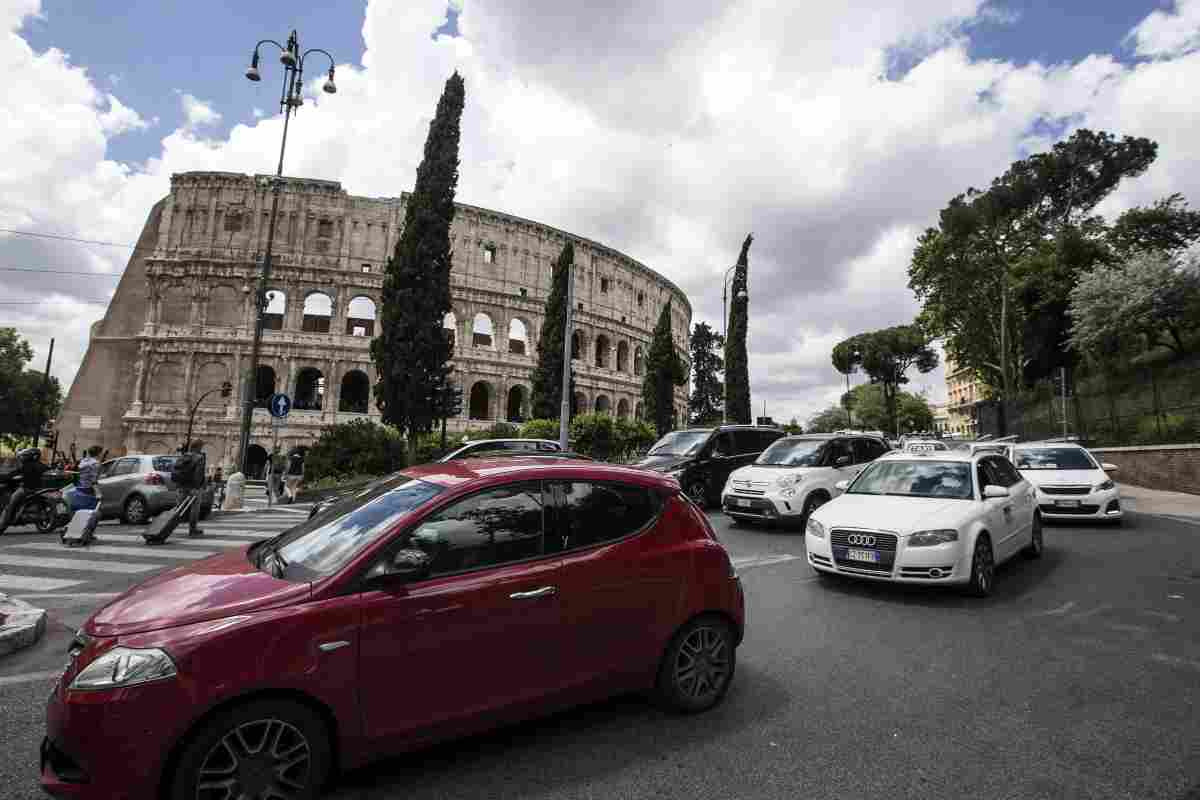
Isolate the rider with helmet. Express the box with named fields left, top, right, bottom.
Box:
left=0, top=448, right=49, bottom=533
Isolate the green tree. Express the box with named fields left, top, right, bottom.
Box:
left=687, top=321, right=724, bottom=424
left=643, top=300, right=687, bottom=436
left=782, top=417, right=804, bottom=435
left=724, top=233, right=752, bottom=423
left=518, top=418, right=560, bottom=441
left=372, top=72, right=464, bottom=451
left=832, top=324, right=938, bottom=437
left=304, top=419, right=406, bottom=482
left=807, top=406, right=847, bottom=434
left=897, top=392, right=935, bottom=432
left=530, top=242, right=574, bottom=419
left=0, top=329, right=61, bottom=449
left=1108, top=193, right=1200, bottom=256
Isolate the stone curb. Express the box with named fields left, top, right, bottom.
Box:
left=0, top=592, right=48, bottom=658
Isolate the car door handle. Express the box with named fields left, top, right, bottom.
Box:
left=510, top=586, right=557, bottom=600
left=317, top=640, right=351, bottom=653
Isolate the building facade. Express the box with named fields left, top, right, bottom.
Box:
left=56, top=171, right=692, bottom=476
left=944, top=356, right=986, bottom=437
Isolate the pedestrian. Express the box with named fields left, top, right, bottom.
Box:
left=71, top=446, right=102, bottom=511
left=0, top=448, right=49, bottom=533
left=285, top=449, right=305, bottom=504
left=172, top=440, right=207, bottom=538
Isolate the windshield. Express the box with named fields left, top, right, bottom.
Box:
left=849, top=460, right=973, bottom=500
left=647, top=431, right=711, bottom=457
left=1012, top=448, right=1097, bottom=470
left=757, top=438, right=826, bottom=466
left=269, top=474, right=444, bottom=580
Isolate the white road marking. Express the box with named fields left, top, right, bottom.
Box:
left=0, top=554, right=157, bottom=574
left=1151, top=652, right=1200, bottom=672
left=1035, top=601, right=1077, bottom=616
left=0, top=574, right=83, bottom=592
left=15, top=543, right=218, bottom=560
left=732, top=554, right=801, bottom=571
left=1141, top=610, right=1181, bottom=623
left=99, top=534, right=260, bottom=548
left=14, top=592, right=120, bottom=601
left=0, top=670, right=62, bottom=688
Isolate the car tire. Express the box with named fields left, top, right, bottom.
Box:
left=121, top=495, right=149, bottom=525
left=1023, top=513, right=1044, bottom=559
left=654, top=615, right=736, bottom=714
left=966, top=535, right=995, bottom=597
left=169, top=699, right=332, bottom=800
left=684, top=479, right=709, bottom=509
left=800, top=492, right=828, bottom=527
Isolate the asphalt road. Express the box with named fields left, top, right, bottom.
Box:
left=1, top=508, right=1198, bottom=800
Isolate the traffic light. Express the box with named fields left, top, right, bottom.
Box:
left=447, top=386, right=464, bottom=417
left=221, top=380, right=233, bottom=398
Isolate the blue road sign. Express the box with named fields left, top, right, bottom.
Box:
left=268, top=393, right=292, bottom=419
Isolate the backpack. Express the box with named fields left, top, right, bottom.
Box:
left=172, top=454, right=201, bottom=489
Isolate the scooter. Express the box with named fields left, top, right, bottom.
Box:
left=0, top=476, right=69, bottom=534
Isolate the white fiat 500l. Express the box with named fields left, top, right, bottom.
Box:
left=1006, top=444, right=1123, bottom=523
left=805, top=452, right=1042, bottom=596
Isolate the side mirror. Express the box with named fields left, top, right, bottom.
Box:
left=370, top=549, right=431, bottom=583
left=835, top=455, right=852, bottom=468
left=1101, top=462, right=1118, bottom=473
left=834, top=480, right=850, bottom=492
left=983, top=485, right=1010, bottom=499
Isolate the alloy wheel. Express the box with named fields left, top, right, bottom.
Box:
left=672, top=625, right=731, bottom=704
left=196, top=717, right=312, bottom=800
left=686, top=480, right=707, bottom=507
left=124, top=496, right=147, bottom=525
left=1029, top=515, right=1043, bottom=557
left=972, top=539, right=994, bottom=596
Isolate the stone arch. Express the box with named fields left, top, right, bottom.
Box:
left=572, top=390, right=587, bottom=417
left=634, top=346, right=645, bottom=376
left=149, top=361, right=184, bottom=403
left=246, top=444, right=269, bottom=480
left=302, top=291, right=333, bottom=333
left=617, top=398, right=630, bottom=419
left=338, top=369, right=371, bottom=413
left=594, top=394, right=611, bottom=414
left=443, top=312, right=457, bottom=349
left=616, top=340, right=629, bottom=373
left=571, top=329, right=584, bottom=360
left=472, top=312, right=495, bottom=348
left=508, top=318, right=528, bottom=356
left=295, top=367, right=325, bottom=411
left=161, top=284, right=191, bottom=326
left=506, top=385, right=527, bottom=422
left=207, top=285, right=241, bottom=327
left=595, top=334, right=611, bottom=368
left=196, top=360, right=230, bottom=406
left=263, top=290, right=286, bottom=330
left=469, top=380, right=493, bottom=420
left=346, top=296, right=376, bottom=337
left=254, top=365, right=277, bottom=408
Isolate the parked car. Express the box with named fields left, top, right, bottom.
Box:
left=805, top=448, right=1040, bottom=595
left=440, top=438, right=563, bottom=460
left=721, top=432, right=890, bottom=527
left=633, top=424, right=786, bottom=507
left=96, top=454, right=214, bottom=524
left=1003, top=442, right=1123, bottom=524
left=42, top=457, right=745, bottom=800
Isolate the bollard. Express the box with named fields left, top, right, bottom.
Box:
left=222, top=472, right=246, bottom=510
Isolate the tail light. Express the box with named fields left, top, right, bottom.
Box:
left=145, top=473, right=165, bottom=485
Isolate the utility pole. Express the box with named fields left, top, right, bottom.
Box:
left=1060, top=366, right=1069, bottom=440
left=557, top=261, right=575, bottom=451
left=31, top=338, right=54, bottom=448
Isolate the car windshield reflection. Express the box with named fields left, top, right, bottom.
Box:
left=1013, top=448, right=1097, bottom=470
left=648, top=431, right=710, bottom=456
left=756, top=439, right=825, bottom=466
left=848, top=460, right=973, bottom=500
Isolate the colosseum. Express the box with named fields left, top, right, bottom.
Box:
left=56, top=171, right=692, bottom=477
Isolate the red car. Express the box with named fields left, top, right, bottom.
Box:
left=42, top=457, right=745, bottom=800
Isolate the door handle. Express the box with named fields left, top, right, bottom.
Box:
left=510, top=585, right=557, bottom=600
left=318, top=640, right=351, bottom=653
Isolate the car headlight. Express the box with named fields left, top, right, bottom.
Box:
left=1096, top=479, right=1115, bottom=491
left=69, top=647, right=177, bottom=691
left=776, top=474, right=803, bottom=488
left=780, top=488, right=796, bottom=498
left=806, top=517, right=825, bottom=538
left=908, top=529, right=959, bottom=547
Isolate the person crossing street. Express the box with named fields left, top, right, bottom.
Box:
left=172, top=440, right=207, bottom=538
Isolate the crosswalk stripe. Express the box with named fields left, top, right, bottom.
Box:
left=99, top=534, right=262, bottom=548
left=0, top=554, right=158, bottom=574
left=15, top=543, right=219, bottom=560
left=0, top=574, right=83, bottom=591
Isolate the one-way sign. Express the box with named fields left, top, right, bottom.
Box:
left=269, top=393, right=292, bottom=418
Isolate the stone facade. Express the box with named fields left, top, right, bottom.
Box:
left=56, top=171, right=692, bottom=475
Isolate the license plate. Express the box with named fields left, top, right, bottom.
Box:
left=1055, top=499, right=1080, bottom=508
left=847, top=548, right=880, bottom=563
left=733, top=498, right=751, bottom=507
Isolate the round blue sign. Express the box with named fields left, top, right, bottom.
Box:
left=268, top=393, right=292, bottom=418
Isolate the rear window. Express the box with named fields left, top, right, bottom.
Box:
left=152, top=456, right=177, bottom=472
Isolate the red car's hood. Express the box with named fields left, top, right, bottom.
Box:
left=86, top=548, right=310, bottom=637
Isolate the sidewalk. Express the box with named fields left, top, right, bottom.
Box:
left=1119, top=483, right=1200, bottom=523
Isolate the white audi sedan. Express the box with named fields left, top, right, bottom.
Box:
left=805, top=450, right=1041, bottom=596
left=1006, top=443, right=1123, bottom=524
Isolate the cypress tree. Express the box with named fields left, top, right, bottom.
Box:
left=529, top=242, right=574, bottom=419
left=371, top=72, right=464, bottom=448
left=724, top=233, right=753, bottom=423
left=642, top=300, right=687, bottom=436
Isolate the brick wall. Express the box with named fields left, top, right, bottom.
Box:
left=1089, top=444, right=1200, bottom=495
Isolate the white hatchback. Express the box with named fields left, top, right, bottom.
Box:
left=1006, top=443, right=1123, bottom=523
left=805, top=450, right=1041, bottom=596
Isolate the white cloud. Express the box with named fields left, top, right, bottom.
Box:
left=5, top=0, right=1200, bottom=424
left=251, top=107, right=264, bottom=119
left=1127, top=0, right=1200, bottom=58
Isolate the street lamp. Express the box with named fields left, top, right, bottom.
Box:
left=184, top=382, right=233, bottom=453
left=721, top=264, right=747, bottom=424
left=236, top=30, right=337, bottom=476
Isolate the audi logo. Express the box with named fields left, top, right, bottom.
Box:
left=847, top=534, right=877, bottom=546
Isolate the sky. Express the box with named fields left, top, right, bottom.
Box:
left=3, top=0, right=1200, bottom=427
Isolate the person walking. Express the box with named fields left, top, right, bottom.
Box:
left=71, top=446, right=102, bottom=511
left=173, top=440, right=207, bottom=538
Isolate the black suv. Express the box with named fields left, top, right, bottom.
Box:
left=633, top=425, right=786, bottom=508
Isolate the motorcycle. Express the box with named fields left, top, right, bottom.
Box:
left=0, top=475, right=71, bottom=534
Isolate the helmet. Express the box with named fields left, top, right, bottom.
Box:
left=16, top=447, right=40, bottom=462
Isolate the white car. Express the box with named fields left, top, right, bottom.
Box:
left=902, top=439, right=950, bottom=453
left=1005, top=443, right=1123, bottom=524
left=721, top=433, right=890, bottom=526
left=805, top=449, right=1041, bottom=596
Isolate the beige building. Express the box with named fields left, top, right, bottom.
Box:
left=56, top=171, right=691, bottom=476
left=944, top=356, right=986, bottom=437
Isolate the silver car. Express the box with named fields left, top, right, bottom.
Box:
left=439, top=438, right=564, bottom=461
left=96, top=454, right=214, bottom=524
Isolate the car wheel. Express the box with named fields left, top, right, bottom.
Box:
left=169, top=699, right=331, bottom=800
left=31, top=498, right=56, bottom=533
left=684, top=479, right=709, bottom=509
left=121, top=495, right=149, bottom=525
left=800, top=492, right=828, bottom=524
left=966, top=536, right=995, bottom=597
left=655, top=615, right=736, bottom=714
left=1023, top=513, right=1044, bottom=559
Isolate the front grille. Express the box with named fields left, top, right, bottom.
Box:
left=810, top=553, right=832, bottom=567
left=830, top=529, right=898, bottom=551
left=830, top=528, right=897, bottom=573
left=724, top=497, right=776, bottom=517
left=1040, top=503, right=1100, bottom=515
left=730, top=480, right=769, bottom=497
left=733, top=488, right=766, bottom=496
left=1040, top=485, right=1091, bottom=496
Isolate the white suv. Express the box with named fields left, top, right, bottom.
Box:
left=721, top=433, right=890, bottom=527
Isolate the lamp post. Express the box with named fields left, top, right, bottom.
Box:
left=721, top=264, right=747, bottom=424
left=236, top=30, right=337, bottom=476
left=184, top=382, right=233, bottom=453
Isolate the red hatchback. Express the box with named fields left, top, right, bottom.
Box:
left=42, top=457, right=745, bottom=800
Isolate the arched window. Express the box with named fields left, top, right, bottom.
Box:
left=346, top=296, right=376, bottom=337
left=571, top=330, right=583, bottom=360
left=246, top=444, right=269, bottom=480
left=594, top=395, right=611, bottom=414
left=302, top=292, right=333, bottom=333
left=295, top=367, right=325, bottom=410
left=616, top=341, right=629, bottom=372
left=617, top=398, right=630, bottom=419
left=506, top=385, right=526, bottom=422
left=472, top=312, right=494, bottom=348
left=633, top=346, right=645, bottom=376
left=161, top=285, right=191, bottom=326
left=263, top=290, right=286, bottom=330
left=254, top=365, right=276, bottom=408
left=595, top=334, right=610, bottom=368
left=508, top=319, right=528, bottom=356
left=469, top=381, right=492, bottom=420
left=443, top=312, right=457, bottom=349
left=338, top=370, right=370, bottom=413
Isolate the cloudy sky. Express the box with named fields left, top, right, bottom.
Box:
left=3, top=0, right=1200, bottom=426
